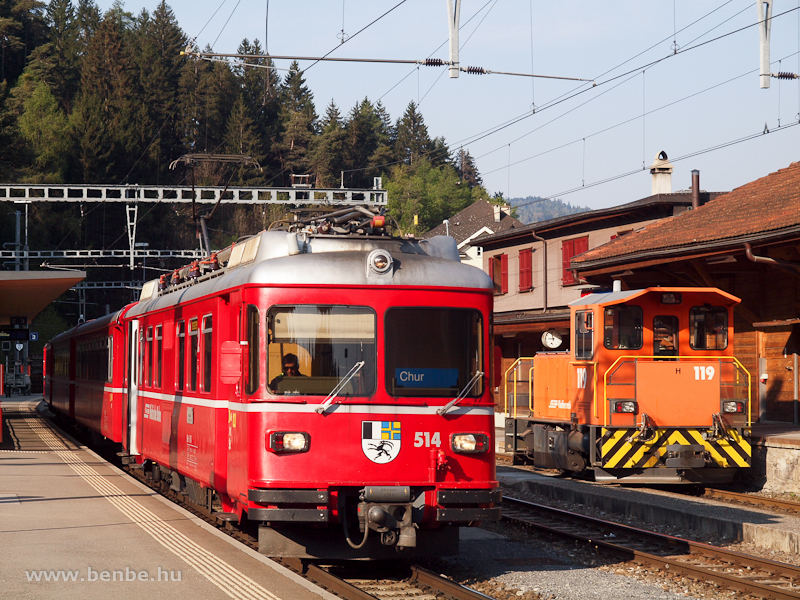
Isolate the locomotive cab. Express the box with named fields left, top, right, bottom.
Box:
left=505, top=287, right=752, bottom=484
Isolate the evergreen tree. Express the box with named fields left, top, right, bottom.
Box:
left=310, top=99, right=346, bottom=187
left=235, top=38, right=281, bottom=181
left=73, top=10, right=136, bottom=181
left=130, top=1, right=186, bottom=182
left=43, top=0, right=80, bottom=109
left=224, top=94, right=262, bottom=184
left=394, top=101, right=434, bottom=166
left=456, top=148, right=482, bottom=188
left=274, top=61, right=315, bottom=183
left=178, top=42, right=236, bottom=158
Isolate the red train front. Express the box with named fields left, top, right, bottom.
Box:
left=46, top=226, right=500, bottom=559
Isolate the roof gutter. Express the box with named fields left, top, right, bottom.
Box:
left=573, top=224, right=800, bottom=272
left=531, top=231, right=547, bottom=312
left=744, top=242, right=800, bottom=273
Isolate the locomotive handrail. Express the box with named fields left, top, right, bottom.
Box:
left=503, top=357, right=535, bottom=418
left=603, top=355, right=752, bottom=427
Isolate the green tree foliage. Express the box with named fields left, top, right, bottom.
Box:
left=386, top=157, right=484, bottom=236
left=18, top=80, right=69, bottom=179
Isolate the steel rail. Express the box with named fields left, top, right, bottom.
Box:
left=503, top=495, right=800, bottom=599
left=704, top=488, right=800, bottom=515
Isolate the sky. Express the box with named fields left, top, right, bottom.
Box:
left=93, top=0, right=800, bottom=209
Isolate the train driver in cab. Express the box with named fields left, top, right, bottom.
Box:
left=270, top=353, right=304, bottom=389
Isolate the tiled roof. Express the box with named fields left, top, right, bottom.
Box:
left=574, top=161, right=800, bottom=266
left=423, top=200, right=523, bottom=245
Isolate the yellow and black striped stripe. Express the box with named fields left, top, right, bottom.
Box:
left=600, top=427, right=751, bottom=469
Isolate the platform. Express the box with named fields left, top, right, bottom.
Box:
left=0, top=397, right=337, bottom=600
left=499, top=464, right=800, bottom=557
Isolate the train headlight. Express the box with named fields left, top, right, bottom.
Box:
left=614, top=401, right=637, bottom=413
left=268, top=432, right=310, bottom=453
left=367, top=249, right=393, bottom=274
left=451, top=433, right=489, bottom=454
left=722, top=401, right=745, bottom=414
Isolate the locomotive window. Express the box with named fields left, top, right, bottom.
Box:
left=574, top=310, right=594, bottom=359
left=653, top=315, right=679, bottom=357
left=246, top=305, right=259, bottom=395
left=384, top=308, right=483, bottom=398
left=202, top=315, right=212, bottom=393
left=267, top=306, right=376, bottom=396
left=155, top=326, right=162, bottom=388
left=176, top=321, right=185, bottom=392
left=146, top=327, right=153, bottom=387
left=603, top=306, right=643, bottom=351
left=690, top=306, right=728, bottom=350
left=189, top=318, right=199, bottom=392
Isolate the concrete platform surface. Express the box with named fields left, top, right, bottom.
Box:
left=0, top=398, right=337, bottom=600
left=499, top=465, right=800, bottom=556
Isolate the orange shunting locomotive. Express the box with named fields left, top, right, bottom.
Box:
left=504, top=287, right=751, bottom=484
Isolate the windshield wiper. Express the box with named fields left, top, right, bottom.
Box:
left=437, top=371, right=484, bottom=415
left=316, top=361, right=366, bottom=414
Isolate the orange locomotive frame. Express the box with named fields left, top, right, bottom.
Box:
left=504, top=287, right=751, bottom=484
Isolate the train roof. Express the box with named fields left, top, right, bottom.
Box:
left=126, top=232, right=492, bottom=317
left=48, top=308, right=126, bottom=346
left=568, top=286, right=741, bottom=308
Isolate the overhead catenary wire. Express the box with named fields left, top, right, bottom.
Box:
left=480, top=49, right=800, bottom=176
left=454, top=4, right=800, bottom=158
left=509, top=119, right=800, bottom=211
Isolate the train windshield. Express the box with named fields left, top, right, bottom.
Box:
left=267, top=306, right=376, bottom=396
left=384, top=308, right=483, bottom=398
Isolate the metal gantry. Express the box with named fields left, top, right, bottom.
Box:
left=0, top=183, right=388, bottom=205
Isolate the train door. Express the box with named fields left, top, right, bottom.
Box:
left=127, top=319, right=141, bottom=456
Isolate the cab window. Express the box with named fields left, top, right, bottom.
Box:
left=653, top=315, right=679, bottom=357
left=384, top=308, right=483, bottom=398
left=575, top=310, right=594, bottom=359
left=267, top=306, right=376, bottom=396
left=603, top=306, right=643, bottom=350
left=690, top=306, right=728, bottom=350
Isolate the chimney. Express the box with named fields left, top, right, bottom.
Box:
left=493, top=204, right=501, bottom=222
left=649, top=151, right=673, bottom=195
left=691, top=169, right=700, bottom=209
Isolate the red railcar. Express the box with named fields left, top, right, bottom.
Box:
left=45, top=228, right=500, bottom=559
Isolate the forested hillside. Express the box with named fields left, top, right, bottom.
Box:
left=509, top=196, right=590, bottom=224
left=0, top=0, right=496, bottom=249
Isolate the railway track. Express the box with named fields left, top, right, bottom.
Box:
left=503, top=495, right=800, bottom=599
left=703, top=488, right=800, bottom=515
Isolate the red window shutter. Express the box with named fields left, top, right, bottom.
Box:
left=501, top=254, right=508, bottom=294
left=489, top=256, right=500, bottom=295
left=519, top=248, right=532, bottom=291
left=562, top=239, right=575, bottom=285
left=575, top=236, right=589, bottom=255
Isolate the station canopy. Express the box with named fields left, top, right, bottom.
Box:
left=0, top=271, right=85, bottom=325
